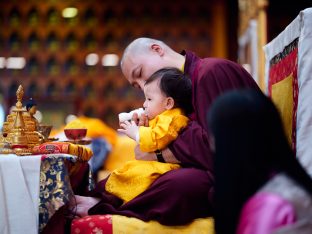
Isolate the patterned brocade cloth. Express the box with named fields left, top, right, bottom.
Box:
left=263, top=8, right=312, bottom=176
left=33, top=142, right=93, bottom=162
left=39, top=154, right=95, bottom=232
left=71, top=215, right=214, bottom=234
left=268, top=38, right=298, bottom=150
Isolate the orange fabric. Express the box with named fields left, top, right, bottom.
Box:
left=104, top=135, right=136, bottom=172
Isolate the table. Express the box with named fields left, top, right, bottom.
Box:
left=0, top=154, right=94, bottom=234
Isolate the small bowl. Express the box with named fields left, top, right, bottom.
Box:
left=64, top=128, right=87, bottom=141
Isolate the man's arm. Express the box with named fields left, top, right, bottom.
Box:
left=168, top=121, right=213, bottom=171
left=134, top=144, right=181, bottom=164
left=134, top=120, right=213, bottom=170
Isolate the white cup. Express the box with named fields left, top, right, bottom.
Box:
left=118, top=108, right=145, bottom=123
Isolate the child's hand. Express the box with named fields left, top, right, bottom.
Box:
left=132, top=112, right=149, bottom=127
left=117, top=120, right=139, bottom=141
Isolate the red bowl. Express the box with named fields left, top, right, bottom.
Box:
left=64, top=128, right=87, bottom=140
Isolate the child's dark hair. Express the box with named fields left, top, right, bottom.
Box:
left=146, top=67, right=193, bottom=115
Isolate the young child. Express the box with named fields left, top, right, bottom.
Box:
left=105, top=67, right=193, bottom=203
left=119, top=67, right=192, bottom=152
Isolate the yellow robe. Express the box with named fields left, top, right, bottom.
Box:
left=139, top=108, right=189, bottom=152
left=106, top=108, right=188, bottom=203
left=106, top=160, right=180, bottom=203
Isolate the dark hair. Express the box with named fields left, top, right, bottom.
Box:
left=208, top=89, right=312, bottom=234
left=146, top=67, right=193, bottom=115
left=26, top=98, right=37, bottom=111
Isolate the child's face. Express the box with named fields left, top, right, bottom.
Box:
left=143, top=80, right=170, bottom=120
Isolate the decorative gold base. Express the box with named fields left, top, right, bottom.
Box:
left=13, top=148, right=33, bottom=156
left=0, top=148, right=14, bottom=154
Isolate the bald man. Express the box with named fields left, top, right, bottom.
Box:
left=72, top=38, right=261, bottom=225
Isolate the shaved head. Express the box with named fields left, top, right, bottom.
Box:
left=120, top=37, right=185, bottom=90
left=121, top=38, right=169, bottom=67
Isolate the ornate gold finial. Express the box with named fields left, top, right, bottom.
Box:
left=16, top=85, right=24, bottom=109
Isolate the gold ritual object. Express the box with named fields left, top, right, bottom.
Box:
left=0, top=85, right=46, bottom=155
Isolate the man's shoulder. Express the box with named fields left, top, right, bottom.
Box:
left=200, top=57, right=239, bottom=68
left=197, top=57, right=248, bottom=79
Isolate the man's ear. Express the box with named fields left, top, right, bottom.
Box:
left=151, top=44, right=164, bottom=56
left=165, top=97, right=174, bottom=110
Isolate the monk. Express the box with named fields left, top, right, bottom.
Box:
left=71, top=38, right=261, bottom=225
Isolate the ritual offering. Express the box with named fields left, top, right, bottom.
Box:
left=64, top=119, right=90, bottom=144
left=0, top=85, right=52, bottom=155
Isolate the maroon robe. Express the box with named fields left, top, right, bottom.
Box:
left=170, top=51, right=261, bottom=169
left=87, top=51, right=261, bottom=225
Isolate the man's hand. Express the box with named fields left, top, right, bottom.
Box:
left=118, top=120, right=139, bottom=140
left=69, top=195, right=100, bottom=218
left=162, top=147, right=181, bottom=164
left=134, top=144, right=157, bottom=161
left=134, top=145, right=181, bottom=163
left=132, top=112, right=148, bottom=127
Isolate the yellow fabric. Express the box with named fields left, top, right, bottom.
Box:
left=105, top=109, right=186, bottom=203
left=68, top=143, right=94, bottom=161
left=76, top=116, right=117, bottom=146
left=104, top=135, right=136, bottom=172
left=112, top=215, right=215, bottom=234
left=271, top=74, right=294, bottom=145
left=106, top=160, right=180, bottom=203
left=139, top=108, right=189, bottom=152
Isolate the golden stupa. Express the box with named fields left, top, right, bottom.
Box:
left=0, top=85, right=46, bottom=155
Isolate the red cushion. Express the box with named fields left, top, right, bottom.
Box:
left=71, top=215, right=112, bottom=234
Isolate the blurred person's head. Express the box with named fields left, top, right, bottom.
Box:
left=26, top=98, right=37, bottom=116
left=143, top=67, right=192, bottom=120
left=121, top=38, right=185, bottom=90
left=208, top=89, right=312, bottom=234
